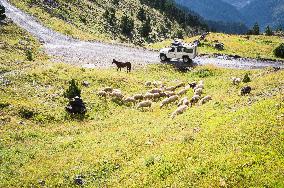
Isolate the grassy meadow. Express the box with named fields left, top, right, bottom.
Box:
left=149, top=33, right=284, bottom=60
left=1, top=23, right=284, bottom=187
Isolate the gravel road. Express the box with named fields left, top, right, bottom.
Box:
left=1, top=0, right=284, bottom=70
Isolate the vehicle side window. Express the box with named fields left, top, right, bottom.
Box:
left=184, top=48, right=193, bottom=53
left=177, top=47, right=183, bottom=52
left=169, top=47, right=175, bottom=52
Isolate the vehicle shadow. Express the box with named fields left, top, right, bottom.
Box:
left=161, top=59, right=198, bottom=71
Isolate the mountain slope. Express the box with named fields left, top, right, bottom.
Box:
left=240, top=0, right=284, bottom=29
left=222, top=0, right=252, bottom=9
left=7, top=0, right=207, bottom=45
left=175, top=0, right=243, bottom=23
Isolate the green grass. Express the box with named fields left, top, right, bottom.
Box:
left=1, top=23, right=284, bottom=187
left=149, top=33, right=284, bottom=60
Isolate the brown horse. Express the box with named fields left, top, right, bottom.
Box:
left=112, top=59, right=132, bottom=73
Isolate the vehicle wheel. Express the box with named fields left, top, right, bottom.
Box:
left=160, top=54, right=167, bottom=61
left=183, top=56, right=191, bottom=63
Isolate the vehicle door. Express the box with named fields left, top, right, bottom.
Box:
left=176, top=47, right=184, bottom=59
left=167, top=47, right=176, bottom=59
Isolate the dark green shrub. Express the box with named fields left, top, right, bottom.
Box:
left=64, top=79, right=81, bottom=100
left=0, top=102, right=10, bottom=109
left=265, top=25, right=273, bottom=36
left=0, top=5, right=6, bottom=21
left=193, top=69, right=214, bottom=78
left=25, top=50, right=33, bottom=61
left=19, top=108, right=35, bottom=119
left=243, top=73, right=251, bottom=83
left=120, top=15, right=134, bottom=36
left=274, top=43, right=284, bottom=58
left=137, top=8, right=147, bottom=21
left=140, top=17, right=152, bottom=38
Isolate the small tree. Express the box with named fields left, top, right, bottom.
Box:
left=274, top=43, right=284, bottom=58
left=140, top=17, right=151, bottom=38
left=103, top=8, right=116, bottom=27
left=0, top=4, right=6, bottom=21
left=137, top=8, right=146, bottom=21
left=243, top=73, right=251, bottom=83
left=64, top=79, right=81, bottom=100
left=120, top=15, right=134, bottom=37
left=252, top=23, right=260, bottom=35
left=265, top=25, right=273, bottom=36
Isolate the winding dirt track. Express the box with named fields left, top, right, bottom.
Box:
left=1, top=0, right=284, bottom=69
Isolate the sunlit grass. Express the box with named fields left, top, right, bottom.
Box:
left=1, top=24, right=284, bottom=187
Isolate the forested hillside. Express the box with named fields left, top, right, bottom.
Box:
left=240, top=0, right=284, bottom=29
left=9, top=0, right=207, bottom=45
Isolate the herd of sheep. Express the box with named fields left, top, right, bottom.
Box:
left=96, top=80, right=212, bottom=119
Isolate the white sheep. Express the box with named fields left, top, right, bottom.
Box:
left=194, top=84, right=204, bottom=91
left=110, top=91, right=124, bottom=99
left=194, top=88, right=203, bottom=96
left=165, top=91, right=176, bottom=97
left=199, top=96, right=212, bottom=105
left=178, top=97, right=188, bottom=106
left=165, top=86, right=176, bottom=91
left=177, top=88, right=189, bottom=96
left=190, top=95, right=200, bottom=106
left=123, top=96, right=136, bottom=104
left=171, top=105, right=188, bottom=119
left=231, top=77, right=241, bottom=85
left=144, top=92, right=155, bottom=100
left=133, top=94, right=144, bottom=101
left=175, top=82, right=186, bottom=89
left=103, top=87, right=113, bottom=93
left=153, top=93, right=161, bottom=100
left=97, top=90, right=107, bottom=97
left=149, top=88, right=162, bottom=94
left=160, top=95, right=179, bottom=108
left=137, top=100, right=152, bottom=109
left=113, top=89, right=122, bottom=93
left=153, top=81, right=162, bottom=87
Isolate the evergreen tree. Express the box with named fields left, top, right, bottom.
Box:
left=137, top=8, right=146, bottom=21
left=120, top=15, right=134, bottom=36
left=252, top=23, right=260, bottom=35
left=103, top=8, right=116, bottom=27
left=265, top=25, right=273, bottom=36
left=140, top=17, right=151, bottom=38
left=0, top=4, right=6, bottom=21
left=64, top=79, right=81, bottom=100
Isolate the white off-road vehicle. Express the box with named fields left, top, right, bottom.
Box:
left=159, top=41, right=198, bottom=63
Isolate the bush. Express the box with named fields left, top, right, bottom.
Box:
left=193, top=69, right=214, bottom=78
left=25, top=50, right=33, bottom=61
left=120, top=15, right=134, bottom=37
left=64, top=79, right=81, bottom=100
left=19, top=108, right=36, bottom=119
left=140, top=17, right=152, bottom=38
left=274, top=43, right=284, bottom=58
left=265, top=25, right=273, bottom=36
left=243, top=73, right=251, bottom=83
left=0, top=5, right=6, bottom=21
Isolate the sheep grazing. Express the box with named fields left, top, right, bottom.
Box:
left=178, top=97, right=189, bottom=106
left=241, top=86, right=252, bottom=96
left=133, top=94, right=144, bottom=101
left=97, top=90, right=107, bottom=97
left=231, top=77, right=241, bottom=85
left=110, top=91, right=124, bottom=99
left=177, top=88, right=188, bottom=96
left=194, top=88, right=203, bottom=96
left=153, top=93, right=161, bottom=100
left=145, top=81, right=152, bottom=87
left=194, top=83, right=204, bottom=91
left=171, top=105, right=188, bottom=119
left=144, top=92, right=155, bottom=100
left=149, top=88, right=162, bottom=94
left=159, top=92, right=167, bottom=98
left=175, top=82, right=185, bottom=89
left=199, top=96, right=212, bottom=105
left=160, top=95, right=179, bottom=108
left=165, top=91, right=176, bottom=97
left=190, top=95, right=200, bottom=106
left=165, top=86, right=176, bottom=91
left=103, top=87, right=113, bottom=93
left=153, top=81, right=162, bottom=87
left=123, top=96, right=136, bottom=104
left=113, top=89, right=122, bottom=93
left=188, top=82, right=197, bottom=89
left=137, top=100, right=152, bottom=109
